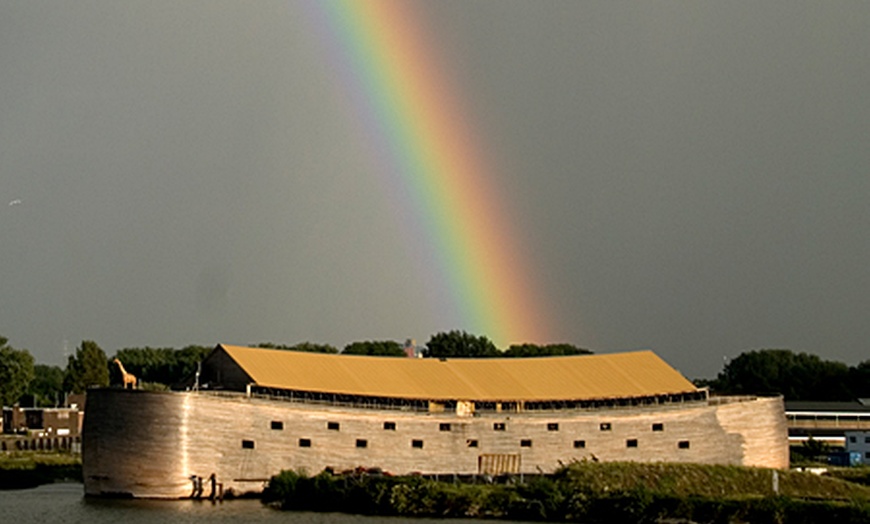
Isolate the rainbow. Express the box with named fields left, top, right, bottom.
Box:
left=304, top=1, right=556, bottom=347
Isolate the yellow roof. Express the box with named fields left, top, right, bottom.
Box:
left=218, top=345, right=697, bottom=402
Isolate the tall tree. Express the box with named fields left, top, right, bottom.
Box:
left=712, top=349, right=852, bottom=400
left=0, top=337, right=35, bottom=406
left=292, top=342, right=339, bottom=354
left=27, top=364, right=65, bottom=407
left=343, top=340, right=405, bottom=357
left=256, top=342, right=293, bottom=349
left=174, top=345, right=214, bottom=383
left=64, top=340, right=110, bottom=393
left=848, top=360, right=870, bottom=399
left=505, top=343, right=592, bottom=358
left=112, top=345, right=214, bottom=387
left=257, top=342, right=338, bottom=354
left=423, top=331, right=500, bottom=358
left=113, top=346, right=177, bottom=386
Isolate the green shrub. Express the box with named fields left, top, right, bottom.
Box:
left=262, top=463, right=870, bottom=522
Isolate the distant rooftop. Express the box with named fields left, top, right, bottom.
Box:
left=785, top=400, right=870, bottom=413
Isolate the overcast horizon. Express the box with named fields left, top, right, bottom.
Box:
left=2, top=1, right=869, bottom=379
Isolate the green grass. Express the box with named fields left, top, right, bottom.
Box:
left=0, top=451, right=81, bottom=470
left=824, top=466, right=870, bottom=488
left=0, top=451, right=82, bottom=489
left=263, top=462, right=870, bottom=522
left=555, top=461, right=870, bottom=501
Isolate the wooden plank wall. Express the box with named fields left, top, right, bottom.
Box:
left=83, top=390, right=788, bottom=498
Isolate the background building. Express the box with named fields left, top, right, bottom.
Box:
left=785, top=399, right=870, bottom=447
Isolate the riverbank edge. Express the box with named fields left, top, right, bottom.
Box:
left=261, top=464, right=870, bottom=523
left=0, top=452, right=82, bottom=490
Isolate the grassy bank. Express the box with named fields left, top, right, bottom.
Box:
left=263, top=462, right=870, bottom=522
left=0, top=451, right=82, bottom=490
left=825, top=466, right=870, bottom=488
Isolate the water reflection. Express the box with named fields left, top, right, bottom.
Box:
left=1, top=483, right=491, bottom=523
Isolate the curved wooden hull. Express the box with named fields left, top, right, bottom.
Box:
left=83, top=389, right=788, bottom=498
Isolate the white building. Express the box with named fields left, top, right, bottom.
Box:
left=845, top=430, right=870, bottom=465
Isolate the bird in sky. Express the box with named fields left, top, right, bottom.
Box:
left=8, top=199, right=21, bottom=206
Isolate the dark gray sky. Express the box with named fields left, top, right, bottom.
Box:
left=2, top=1, right=868, bottom=378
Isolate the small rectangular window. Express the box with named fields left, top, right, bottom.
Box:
left=356, top=439, right=367, bottom=448
left=849, top=436, right=857, bottom=443
left=678, top=440, right=690, bottom=449
left=467, top=439, right=478, bottom=448
left=573, top=440, right=586, bottom=449
left=383, top=421, right=396, bottom=430
left=299, top=438, right=311, bottom=448
left=412, top=439, right=424, bottom=449
left=242, top=440, right=255, bottom=449
left=652, top=423, right=664, bottom=432
left=493, top=422, right=506, bottom=431
left=271, top=421, right=284, bottom=430
left=865, top=436, right=870, bottom=444
left=600, top=422, right=611, bottom=431
left=626, top=439, right=638, bottom=448
left=865, top=451, right=870, bottom=459
left=520, top=439, right=532, bottom=447
left=439, top=423, right=451, bottom=432
left=547, top=423, right=559, bottom=431
left=327, top=422, right=340, bottom=431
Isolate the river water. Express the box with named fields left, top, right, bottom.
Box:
left=0, top=483, right=491, bottom=524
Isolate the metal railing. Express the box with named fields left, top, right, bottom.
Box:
left=191, top=388, right=713, bottom=416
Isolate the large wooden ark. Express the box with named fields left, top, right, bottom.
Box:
left=83, top=345, right=788, bottom=498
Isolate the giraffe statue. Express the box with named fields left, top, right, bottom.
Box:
left=113, top=358, right=137, bottom=389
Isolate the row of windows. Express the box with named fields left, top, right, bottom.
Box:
left=271, top=420, right=669, bottom=433
left=789, top=414, right=870, bottom=421
left=571, top=438, right=688, bottom=449
left=847, top=435, right=870, bottom=444
left=243, top=437, right=691, bottom=450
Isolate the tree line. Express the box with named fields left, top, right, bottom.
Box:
left=2, top=331, right=867, bottom=407
left=253, top=332, right=593, bottom=359
left=698, top=348, right=870, bottom=401
left=0, top=337, right=214, bottom=407
left=0, top=331, right=590, bottom=406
